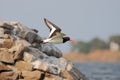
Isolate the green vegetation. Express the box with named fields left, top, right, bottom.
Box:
left=109, top=35, right=120, bottom=45
left=89, top=38, right=108, bottom=51
left=71, top=35, right=120, bottom=53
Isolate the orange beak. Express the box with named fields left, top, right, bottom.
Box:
left=69, top=39, right=76, bottom=44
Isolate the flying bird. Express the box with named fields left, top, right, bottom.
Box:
left=40, top=18, right=75, bottom=44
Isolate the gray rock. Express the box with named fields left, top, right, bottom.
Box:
left=68, top=66, right=88, bottom=80
left=0, top=21, right=88, bottom=80
left=0, top=21, right=42, bottom=43
left=24, top=47, right=48, bottom=60
left=40, top=43, right=62, bottom=58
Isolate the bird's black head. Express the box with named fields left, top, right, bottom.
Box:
left=63, top=37, right=70, bottom=43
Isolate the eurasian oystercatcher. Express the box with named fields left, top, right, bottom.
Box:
left=40, top=18, right=75, bottom=44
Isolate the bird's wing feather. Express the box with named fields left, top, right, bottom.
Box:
left=44, top=18, right=61, bottom=38
left=51, top=32, right=65, bottom=39
left=49, top=27, right=56, bottom=38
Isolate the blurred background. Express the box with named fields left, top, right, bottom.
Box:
left=0, top=0, right=120, bottom=80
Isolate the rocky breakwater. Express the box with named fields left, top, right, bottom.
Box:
left=0, top=21, right=87, bottom=80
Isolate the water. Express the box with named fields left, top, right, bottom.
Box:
left=74, top=63, right=120, bottom=80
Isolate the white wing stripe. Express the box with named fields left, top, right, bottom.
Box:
left=48, top=27, right=56, bottom=38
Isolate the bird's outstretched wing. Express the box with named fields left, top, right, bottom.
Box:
left=44, top=18, right=61, bottom=38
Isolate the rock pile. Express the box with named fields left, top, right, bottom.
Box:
left=0, top=21, right=87, bottom=80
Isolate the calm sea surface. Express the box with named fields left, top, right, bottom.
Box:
left=74, top=63, right=120, bottom=80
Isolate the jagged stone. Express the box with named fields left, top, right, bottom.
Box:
left=59, top=58, right=68, bottom=66
left=22, top=70, right=41, bottom=80
left=0, top=63, right=11, bottom=71
left=0, top=71, right=18, bottom=80
left=0, top=21, right=88, bottom=80
left=31, top=60, right=42, bottom=69
left=0, top=28, right=4, bottom=37
left=0, top=49, right=15, bottom=63
left=24, top=47, right=48, bottom=60
left=61, top=71, right=73, bottom=80
left=15, top=61, right=33, bottom=71
left=0, top=41, right=25, bottom=64
left=0, top=21, right=43, bottom=43
left=31, top=56, right=71, bottom=75
left=66, top=61, right=73, bottom=71
left=44, top=73, right=62, bottom=80
left=68, top=66, right=88, bottom=80
left=0, top=38, right=13, bottom=48
left=23, top=52, right=34, bottom=63
left=38, top=62, right=49, bottom=72
left=11, top=41, right=25, bottom=60
left=41, top=57, right=67, bottom=75
left=40, top=43, right=62, bottom=58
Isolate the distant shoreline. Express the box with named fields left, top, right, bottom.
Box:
left=63, top=50, right=120, bottom=63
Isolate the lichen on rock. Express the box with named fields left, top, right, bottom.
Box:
left=0, top=21, right=88, bottom=80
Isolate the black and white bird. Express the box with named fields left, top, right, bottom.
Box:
left=40, top=18, right=75, bottom=44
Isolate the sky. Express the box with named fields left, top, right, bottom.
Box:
left=0, top=0, right=120, bottom=52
